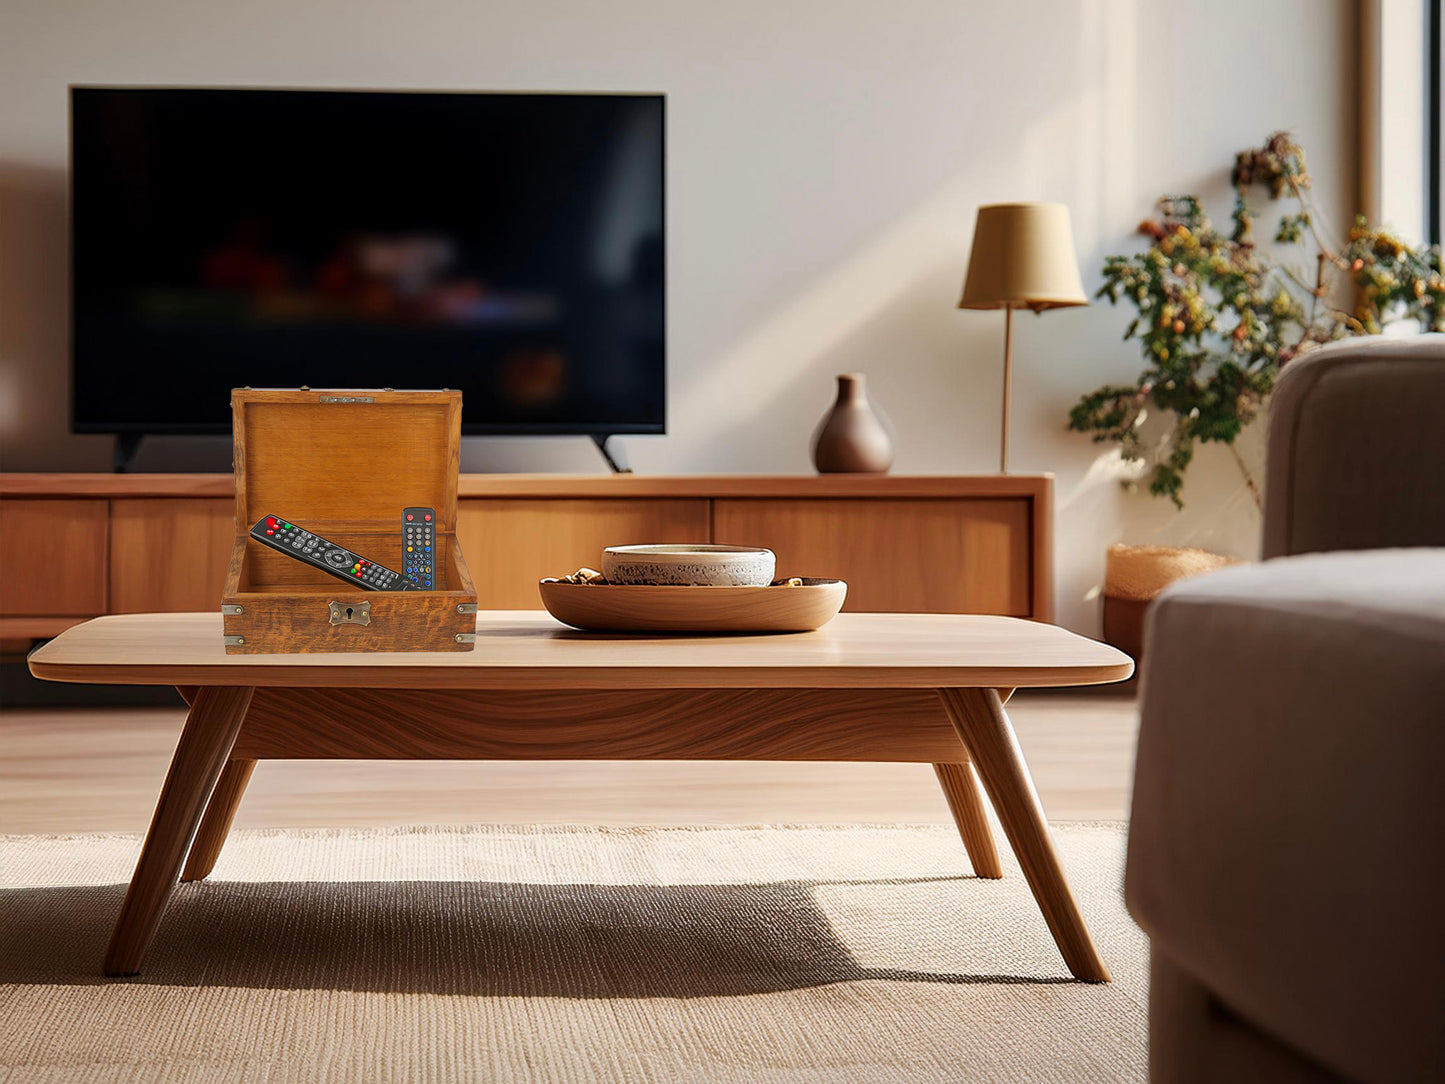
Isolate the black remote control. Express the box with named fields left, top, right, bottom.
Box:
left=402, top=507, right=436, bottom=589
left=249, top=515, right=420, bottom=591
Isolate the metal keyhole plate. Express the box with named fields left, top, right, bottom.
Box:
left=328, top=600, right=372, bottom=626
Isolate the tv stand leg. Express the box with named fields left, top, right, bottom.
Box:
left=114, top=433, right=144, bottom=473
left=590, top=434, right=632, bottom=474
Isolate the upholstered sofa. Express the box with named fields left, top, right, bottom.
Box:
left=1125, top=335, right=1445, bottom=1083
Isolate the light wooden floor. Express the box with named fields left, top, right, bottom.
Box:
left=0, top=689, right=1139, bottom=834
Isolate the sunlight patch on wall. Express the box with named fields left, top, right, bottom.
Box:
left=672, top=168, right=988, bottom=446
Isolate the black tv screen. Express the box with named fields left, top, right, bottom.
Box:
left=71, top=87, right=665, bottom=435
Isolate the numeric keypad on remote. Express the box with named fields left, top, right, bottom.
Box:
left=402, top=507, right=436, bottom=588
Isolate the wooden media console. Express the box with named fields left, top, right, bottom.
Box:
left=0, top=473, right=1052, bottom=646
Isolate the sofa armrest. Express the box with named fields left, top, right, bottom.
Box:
left=1263, top=335, right=1445, bottom=558
left=1125, top=549, right=1445, bottom=1083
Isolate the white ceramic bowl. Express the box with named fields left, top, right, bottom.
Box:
left=602, top=544, right=776, bottom=587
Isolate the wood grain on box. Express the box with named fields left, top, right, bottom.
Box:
left=231, top=389, right=461, bottom=533
left=223, top=389, right=475, bottom=653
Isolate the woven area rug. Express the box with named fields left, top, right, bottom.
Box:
left=0, top=823, right=1146, bottom=1082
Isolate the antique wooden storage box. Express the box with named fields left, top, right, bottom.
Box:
left=221, top=389, right=476, bottom=653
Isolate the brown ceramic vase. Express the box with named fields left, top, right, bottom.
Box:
left=811, top=373, right=894, bottom=474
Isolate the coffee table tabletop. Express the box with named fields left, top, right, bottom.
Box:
left=29, top=610, right=1133, bottom=984
left=28, top=610, right=1133, bottom=689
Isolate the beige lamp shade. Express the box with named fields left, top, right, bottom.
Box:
left=958, top=202, right=1088, bottom=312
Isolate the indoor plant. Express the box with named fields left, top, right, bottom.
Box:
left=1069, top=131, right=1445, bottom=509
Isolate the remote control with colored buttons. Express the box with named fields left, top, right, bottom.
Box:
left=402, top=507, right=435, bottom=588
left=248, top=515, right=420, bottom=591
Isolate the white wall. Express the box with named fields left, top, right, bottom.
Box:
left=0, top=0, right=1356, bottom=633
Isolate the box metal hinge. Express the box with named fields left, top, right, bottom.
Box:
left=456, top=603, right=478, bottom=614
left=455, top=632, right=477, bottom=643
left=221, top=604, right=244, bottom=616
left=222, top=635, right=246, bottom=646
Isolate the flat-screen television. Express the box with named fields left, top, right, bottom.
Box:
left=71, top=87, right=665, bottom=436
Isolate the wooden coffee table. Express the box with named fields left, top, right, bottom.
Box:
left=28, top=611, right=1133, bottom=981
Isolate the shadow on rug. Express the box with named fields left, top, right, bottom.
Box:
left=0, top=824, right=1147, bottom=1082
left=1, top=876, right=1078, bottom=995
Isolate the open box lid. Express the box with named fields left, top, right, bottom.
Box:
left=233, top=388, right=461, bottom=533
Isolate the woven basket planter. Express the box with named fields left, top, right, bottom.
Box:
left=1101, top=544, right=1237, bottom=667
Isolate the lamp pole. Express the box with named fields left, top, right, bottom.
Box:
left=1000, top=304, right=1014, bottom=474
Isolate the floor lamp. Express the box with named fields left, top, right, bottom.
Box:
left=958, top=203, right=1088, bottom=473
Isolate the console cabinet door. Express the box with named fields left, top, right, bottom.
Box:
left=458, top=499, right=711, bottom=608
left=0, top=499, right=108, bottom=615
left=110, top=499, right=236, bottom=613
left=712, top=498, right=1033, bottom=615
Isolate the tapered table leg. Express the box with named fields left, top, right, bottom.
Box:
left=937, top=687, right=1110, bottom=982
left=104, top=686, right=254, bottom=976
left=181, top=758, right=257, bottom=882
left=932, top=761, right=1003, bottom=878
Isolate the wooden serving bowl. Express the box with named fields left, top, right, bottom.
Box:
left=538, top=578, right=847, bottom=633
